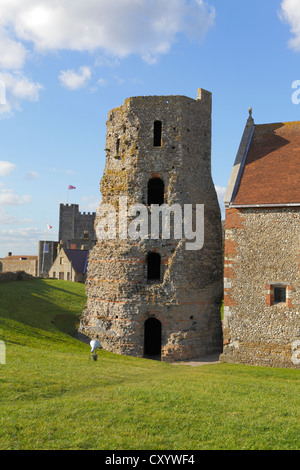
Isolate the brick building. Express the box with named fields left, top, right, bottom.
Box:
left=221, top=111, right=300, bottom=368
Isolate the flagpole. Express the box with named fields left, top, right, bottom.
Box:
left=41, top=227, right=47, bottom=277
left=66, top=185, right=76, bottom=204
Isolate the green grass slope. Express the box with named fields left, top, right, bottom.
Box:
left=0, top=279, right=299, bottom=450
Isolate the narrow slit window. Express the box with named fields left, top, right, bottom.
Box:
left=147, top=252, right=161, bottom=281
left=147, top=178, right=164, bottom=205
left=153, top=121, right=162, bottom=147
left=116, top=138, right=120, bottom=155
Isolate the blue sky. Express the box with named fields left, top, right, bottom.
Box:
left=0, top=0, right=300, bottom=257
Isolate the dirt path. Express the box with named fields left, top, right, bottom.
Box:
left=172, top=354, right=220, bottom=367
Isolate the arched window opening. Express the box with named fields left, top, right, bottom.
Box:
left=147, top=252, right=161, bottom=281
left=147, top=178, right=164, bottom=206
left=153, top=120, right=162, bottom=147
left=144, top=318, right=162, bottom=358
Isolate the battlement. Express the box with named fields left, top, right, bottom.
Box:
left=60, top=203, right=95, bottom=217
left=59, top=203, right=96, bottom=243
left=60, top=203, right=79, bottom=209
left=81, top=212, right=96, bottom=216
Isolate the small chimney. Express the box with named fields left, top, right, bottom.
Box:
left=8, top=252, right=12, bottom=257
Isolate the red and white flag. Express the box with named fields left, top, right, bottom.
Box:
left=68, top=185, right=76, bottom=190
left=47, top=224, right=52, bottom=230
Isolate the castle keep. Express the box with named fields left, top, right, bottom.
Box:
left=79, top=89, right=223, bottom=362
left=38, top=203, right=96, bottom=278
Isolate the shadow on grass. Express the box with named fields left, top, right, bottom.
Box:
left=0, top=278, right=87, bottom=340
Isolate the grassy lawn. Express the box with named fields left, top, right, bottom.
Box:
left=0, top=279, right=299, bottom=450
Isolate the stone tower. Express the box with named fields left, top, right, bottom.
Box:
left=58, top=203, right=96, bottom=250
left=79, top=89, right=223, bottom=362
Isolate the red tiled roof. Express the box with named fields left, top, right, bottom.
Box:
left=233, top=121, right=300, bottom=205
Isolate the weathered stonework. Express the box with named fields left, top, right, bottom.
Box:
left=79, top=89, right=223, bottom=362
left=221, top=207, right=300, bottom=369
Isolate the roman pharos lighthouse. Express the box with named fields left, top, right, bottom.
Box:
left=79, top=89, right=223, bottom=362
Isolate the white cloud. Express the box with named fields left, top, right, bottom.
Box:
left=0, top=28, right=28, bottom=70
left=0, top=161, right=17, bottom=177
left=0, top=188, right=31, bottom=206
left=97, top=78, right=108, bottom=88
left=0, top=71, right=44, bottom=116
left=25, top=171, right=39, bottom=180
left=0, top=72, right=43, bottom=101
left=0, top=0, right=215, bottom=62
left=279, top=0, right=300, bottom=50
left=81, top=195, right=100, bottom=212
left=94, top=56, right=120, bottom=68
left=0, top=1, right=215, bottom=116
left=59, top=66, right=92, bottom=90
left=0, top=227, right=42, bottom=257
left=0, top=207, right=33, bottom=225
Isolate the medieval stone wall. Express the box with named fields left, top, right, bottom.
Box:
left=0, top=257, right=38, bottom=277
left=59, top=204, right=96, bottom=248
left=221, top=207, right=300, bottom=368
left=79, top=89, right=223, bottom=362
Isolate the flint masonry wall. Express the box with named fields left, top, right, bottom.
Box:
left=79, top=89, right=223, bottom=362
left=221, top=207, right=300, bottom=369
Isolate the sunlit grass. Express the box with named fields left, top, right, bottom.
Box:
left=0, top=279, right=299, bottom=450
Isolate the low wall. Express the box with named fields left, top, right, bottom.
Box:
left=0, top=271, right=35, bottom=283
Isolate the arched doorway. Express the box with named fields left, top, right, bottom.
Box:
left=144, top=318, right=162, bottom=359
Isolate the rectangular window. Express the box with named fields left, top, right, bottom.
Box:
left=274, top=286, right=286, bottom=304
left=60, top=257, right=64, bottom=265
left=266, top=283, right=288, bottom=306
left=153, top=121, right=162, bottom=147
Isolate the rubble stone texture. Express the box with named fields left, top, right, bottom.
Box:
left=79, top=89, right=223, bottom=362
left=221, top=208, right=300, bottom=369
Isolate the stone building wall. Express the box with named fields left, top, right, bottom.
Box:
left=221, top=207, right=300, bottom=369
left=0, top=256, right=38, bottom=277
left=79, top=89, right=223, bottom=362
left=0, top=271, right=35, bottom=283
left=38, top=241, right=59, bottom=277
left=48, top=249, right=84, bottom=283
left=59, top=204, right=96, bottom=248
